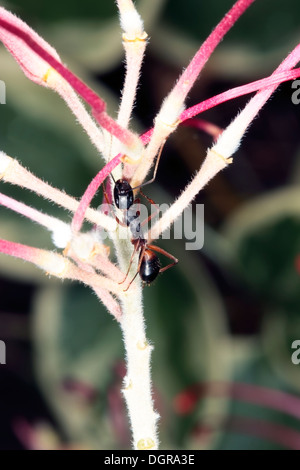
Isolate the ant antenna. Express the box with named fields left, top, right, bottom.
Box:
left=107, top=133, right=117, bottom=184
left=131, top=140, right=166, bottom=191
left=110, top=172, right=116, bottom=184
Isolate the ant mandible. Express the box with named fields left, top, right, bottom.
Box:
left=108, top=145, right=178, bottom=291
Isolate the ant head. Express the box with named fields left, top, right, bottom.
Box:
left=114, top=179, right=134, bottom=210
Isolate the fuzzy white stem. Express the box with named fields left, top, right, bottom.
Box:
left=131, top=115, right=178, bottom=187
left=111, top=39, right=147, bottom=181
left=113, top=0, right=147, bottom=181
left=119, top=41, right=146, bottom=128
left=148, top=149, right=229, bottom=241
left=116, top=0, right=145, bottom=41
left=147, top=41, right=300, bottom=241
left=112, top=218, right=158, bottom=449
left=110, top=1, right=158, bottom=449
left=120, top=285, right=159, bottom=450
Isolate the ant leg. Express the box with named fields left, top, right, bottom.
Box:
left=123, top=270, right=139, bottom=292
left=138, top=190, right=160, bottom=230
left=102, top=182, right=127, bottom=227
left=119, top=241, right=141, bottom=285
left=102, top=182, right=114, bottom=217
left=132, top=197, right=141, bottom=216
left=123, top=244, right=146, bottom=292
left=147, top=244, right=178, bottom=274
left=139, top=190, right=158, bottom=209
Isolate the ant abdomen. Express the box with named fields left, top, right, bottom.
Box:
left=139, top=249, right=161, bottom=284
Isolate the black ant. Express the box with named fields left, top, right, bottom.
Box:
left=107, top=145, right=178, bottom=291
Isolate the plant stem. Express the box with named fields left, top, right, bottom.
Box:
left=132, top=0, right=256, bottom=187
left=0, top=153, right=116, bottom=232
left=120, top=285, right=159, bottom=450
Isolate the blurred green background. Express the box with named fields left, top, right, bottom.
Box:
left=0, top=0, right=300, bottom=450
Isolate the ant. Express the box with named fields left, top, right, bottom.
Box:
left=106, top=145, right=178, bottom=291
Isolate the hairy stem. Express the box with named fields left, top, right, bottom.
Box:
left=0, top=152, right=116, bottom=232
left=120, top=284, right=159, bottom=450
left=132, top=0, right=256, bottom=187
left=45, top=68, right=105, bottom=156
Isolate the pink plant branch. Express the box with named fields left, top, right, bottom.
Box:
left=211, top=43, right=300, bottom=161
left=139, top=67, right=300, bottom=146
left=65, top=232, right=123, bottom=320
left=70, top=267, right=122, bottom=296
left=0, top=191, right=62, bottom=230
left=165, top=0, right=257, bottom=112
left=66, top=232, right=124, bottom=283
left=0, top=238, right=74, bottom=277
left=180, top=67, right=300, bottom=122
left=0, top=191, right=71, bottom=248
left=92, top=286, right=122, bottom=322
left=71, top=153, right=122, bottom=232
left=228, top=416, right=300, bottom=450
left=176, top=382, right=300, bottom=449
left=45, top=69, right=105, bottom=155
left=0, top=7, right=142, bottom=155
left=148, top=44, right=300, bottom=241
left=174, top=382, right=300, bottom=420
left=90, top=254, right=124, bottom=283
left=132, top=0, right=256, bottom=187
left=182, top=118, right=223, bottom=140
left=0, top=152, right=116, bottom=232
left=0, top=238, right=121, bottom=294
left=13, top=420, right=55, bottom=451
left=70, top=253, right=122, bottom=321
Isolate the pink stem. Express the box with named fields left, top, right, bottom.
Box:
left=182, top=118, right=223, bottom=140
left=13, top=419, right=45, bottom=451
left=0, top=191, right=63, bottom=230
left=140, top=129, right=153, bottom=145
left=72, top=254, right=122, bottom=321
left=232, top=382, right=300, bottom=420
left=0, top=16, right=136, bottom=147
left=229, top=416, right=300, bottom=450
left=174, top=381, right=300, bottom=420
left=180, top=67, right=300, bottom=122
left=140, top=67, right=300, bottom=144
left=71, top=153, right=122, bottom=233
left=0, top=238, right=41, bottom=264
left=93, top=286, right=122, bottom=322
left=169, top=0, right=256, bottom=103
